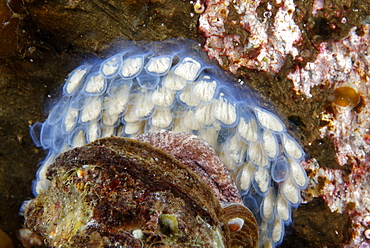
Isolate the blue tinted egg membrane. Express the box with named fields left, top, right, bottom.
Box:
left=30, top=38, right=307, bottom=248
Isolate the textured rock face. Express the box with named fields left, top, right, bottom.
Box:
left=1, top=0, right=367, bottom=247
left=22, top=136, right=258, bottom=247
left=199, top=0, right=370, bottom=246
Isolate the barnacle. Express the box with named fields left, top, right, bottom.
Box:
left=28, top=38, right=307, bottom=247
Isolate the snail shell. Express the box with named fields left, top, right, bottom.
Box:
left=222, top=203, right=258, bottom=248
left=22, top=134, right=258, bottom=247
left=134, top=130, right=242, bottom=204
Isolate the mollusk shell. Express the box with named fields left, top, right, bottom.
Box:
left=134, top=130, right=242, bottom=204
left=22, top=136, right=258, bottom=247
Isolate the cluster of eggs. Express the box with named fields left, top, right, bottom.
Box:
left=29, top=39, right=307, bottom=247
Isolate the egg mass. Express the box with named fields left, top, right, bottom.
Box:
left=27, top=38, right=307, bottom=247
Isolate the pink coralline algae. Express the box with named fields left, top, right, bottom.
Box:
left=199, top=0, right=301, bottom=74
left=289, top=23, right=370, bottom=248
left=288, top=23, right=369, bottom=170
left=199, top=0, right=370, bottom=246
left=304, top=158, right=370, bottom=247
